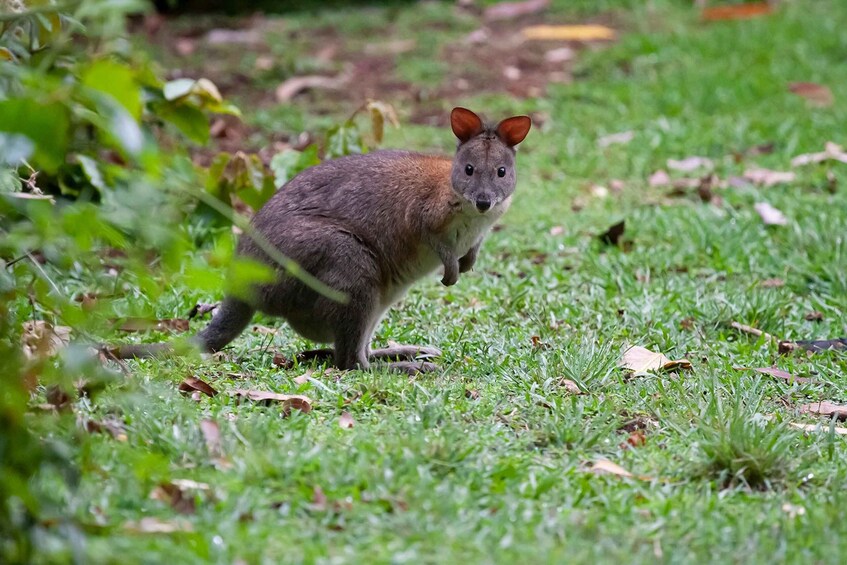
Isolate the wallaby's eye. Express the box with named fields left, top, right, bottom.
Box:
left=497, top=167, right=506, bottom=178
left=465, top=164, right=474, bottom=176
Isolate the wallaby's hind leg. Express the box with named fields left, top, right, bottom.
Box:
left=195, top=297, right=256, bottom=352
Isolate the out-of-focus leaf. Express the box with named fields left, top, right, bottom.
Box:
left=522, top=24, right=616, bottom=41
left=157, top=103, right=210, bottom=145
left=269, top=145, right=320, bottom=188
left=788, top=82, right=834, bottom=107
left=21, top=321, right=71, bottom=359
left=702, top=2, right=772, bottom=21
left=365, top=100, right=398, bottom=144
left=0, top=169, right=21, bottom=192
left=0, top=99, right=70, bottom=173
left=163, top=78, right=196, bottom=101
left=326, top=122, right=364, bottom=159
left=231, top=389, right=313, bottom=415
left=0, top=133, right=35, bottom=166
left=76, top=155, right=106, bottom=192
left=82, top=59, right=142, bottom=119
left=754, top=202, right=788, bottom=226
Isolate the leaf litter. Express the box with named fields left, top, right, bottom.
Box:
left=620, top=346, right=692, bottom=374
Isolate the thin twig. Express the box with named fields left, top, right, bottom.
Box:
left=729, top=321, right=779, bottom=343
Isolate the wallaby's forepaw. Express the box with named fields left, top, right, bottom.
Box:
left=388, top=360, right=439, bottom=376
left=441, top=265, right=459, bottom=286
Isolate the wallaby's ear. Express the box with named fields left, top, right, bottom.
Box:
left=451, top=107, right=484, bottom=143
left=495, top=115, right=532, bottom=147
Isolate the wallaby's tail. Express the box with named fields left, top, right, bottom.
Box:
left=195, top=297, right=255, bottom=352
left=110, top=297, right=255, bottom=359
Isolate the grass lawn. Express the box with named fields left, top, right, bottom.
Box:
left=24, top=0, right=847, bottom=562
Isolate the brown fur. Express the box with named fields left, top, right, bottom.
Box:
left=114, top=108, right=531, bottom=373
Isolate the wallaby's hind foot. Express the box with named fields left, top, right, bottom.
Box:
left=369, top=345, right=442, bottom=361
left=386, top=360, right=440, bottom=376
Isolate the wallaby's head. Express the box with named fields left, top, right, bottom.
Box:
left=450, top=107, right=531, bottom=214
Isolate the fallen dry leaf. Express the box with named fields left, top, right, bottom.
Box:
left=791, top=142, right=847, bottom=167
left=275, top=74, right=345, bottom=102
left=623, top=430, right=647, bottom=449
left=251, top=324, right=278, bottom=335
left=123, top=517, right=193, bottom=533
left=293, top=369, right=313, bottom=386
left=558, top=378, right=582, bottom=394
left=702, top=2, right=772, bottom=21
left=743, top=168, right=796, bottom=187
left=485, top=0, right=549, bottom=21
left=648, top=170, right=671, bottom=187
left=589, top=459, right=633, bottom=478
left=804, top=311, right=824, bottom=322
left=465, top=388, right=480, bottom=400
left=522, top=24, right=616, bottom=41
left=620, top=346, right=692, bottom=373
left=549, top=225, right=564, bottom=236
left=231, top=389, right=313, bottom=415
left=598, top=130, right=634, bottom=148
left=179, top=376, right=218, bottom=398
left=338, top=411, right=355, bottom=429
left=150, top=482, right=196, bottom=515
left=790, top=422, right=847, bottom=435
left=733, top=366, right=813, bottom=384
left=667, top=156, right=713, bottom=173
left=598, top=219, right=625, bottom=246
left=22, top=321, right=71, bottom=359
left=199, top=419, right=222, bottom=454
left=799, top=401, right=847, bottom=421
left=754, top=202, right=788, bottom=226
left=788, top=82, right=834, bottom=107
left=759, top=278, right=785, bottom=288
left=81, top=417, right=128, bottom=441
left=117, top=318, right=189, bottom=333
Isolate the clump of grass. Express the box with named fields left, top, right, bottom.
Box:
left=692, top=391, right=797, bottom=490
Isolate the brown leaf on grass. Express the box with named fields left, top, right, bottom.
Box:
left=620, top=346, right=692, bottom=373
left=275, top=75, right=345, bottom=102
left=272, top=352, right=294, bottom=369
left=338, top=411, right=355, bottom=429
left=754, top=202, right=788, bottom=226
left=598, top=220, right=625, bottom=246
left=549, top=225, right=564, bottom=236
left=186, top=303, right=218, bottom=319
left=667, top=156, right=713, bottom=173
left=760, top=278, right=785, bottom=288
left=702, top=2, right=772, bottom=21
left=117, top=318, right=189, bottom=333
left=522, top=24, right=616, bottom=41
left=251, top=324, right=278, bottom=335
left=150, top=482, right=197, bottom=515
left=179, top=376, right=218, bottom=398
left=465, top=388, right=480, bottom=400
left=588, top=459, right=634, bottom=478
left=44, top=385, right=73, bottom=411
left=293, top=370, right=313, bottom=386
left=484, top=0, right=549, bottom=21
left=199, top=419, right=222, bottom=454
left=22, top=321, right=71, bottom=359
left=311, top=486, right=328, bottom=511
left=788, top=82, right=834, bottom=107
left=557, top=378, right=583, bottom=394
left=598, top=130, right=634, bottom=148
left=804, top=311, right=824, bottom=322
left=231, top=390, right=313, bottom=415
left=622, top=430, right=647, bottom=449
left=733, top=366, right=813, bottom=384
left=799, top=401, right=847, bottom=421
left=743, top=168, right=796, bottom=187
left=648, top=169, right=671, bottom=187
left=791, top=142, right=847, bottom=167
left=790, top=422, right=847, bottom=436
left=124, top=517, right=194, bottom=533
left=81, top=417, right=128, bottom=441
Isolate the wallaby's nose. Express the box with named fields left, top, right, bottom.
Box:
left=475, top=197, right=491, bottom=212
